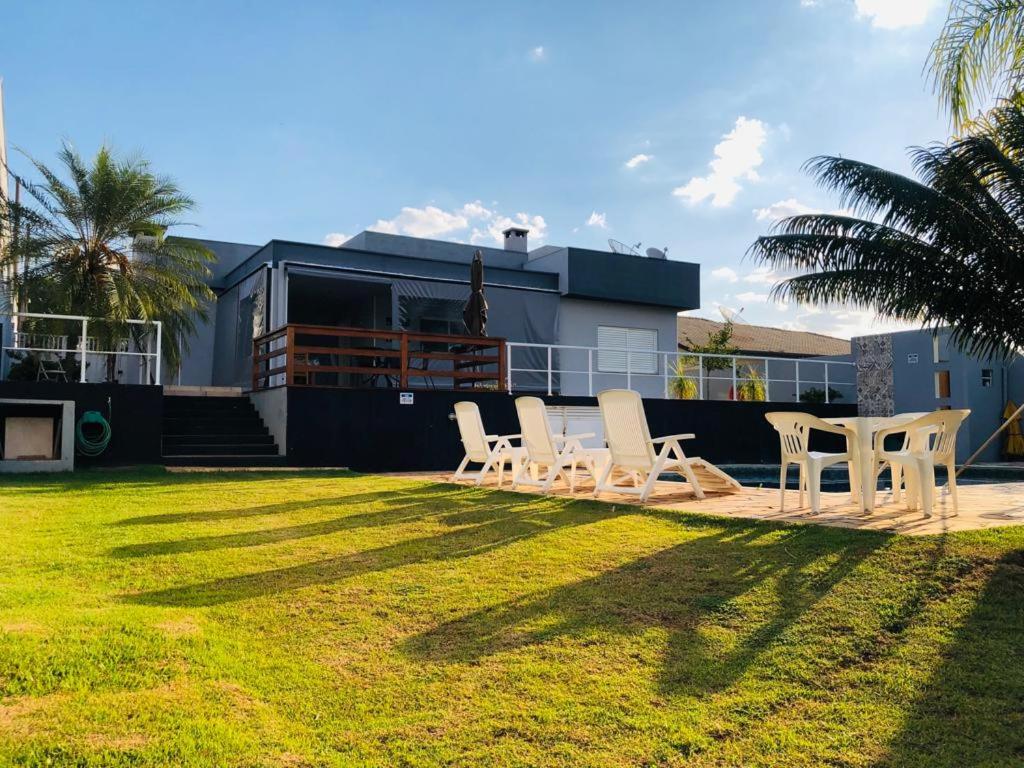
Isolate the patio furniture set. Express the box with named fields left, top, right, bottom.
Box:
left=452, top=388, right=741, bottom=503
left=766, top=410, right=970, bottom=518
left=452, top=389, right=970, bottom=519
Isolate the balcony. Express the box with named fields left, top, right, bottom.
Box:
left=252, top=324, right=506, bottom=391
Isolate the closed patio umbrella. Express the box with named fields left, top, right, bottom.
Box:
left=463, top=250, right=488, bottom=337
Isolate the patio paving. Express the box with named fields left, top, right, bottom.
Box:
left=400, top=472, right=1024, bottom=536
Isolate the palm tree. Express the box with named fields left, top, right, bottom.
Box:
left=748, top=101, right=1024, bottom=360
left=928, top=0, right=1024, bottom=128
left=0, top=143, right=214, bottom=377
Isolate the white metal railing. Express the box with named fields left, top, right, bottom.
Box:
left=2, top=312, right=162, bottom=384
left=505, top=341, right=855, bottom=403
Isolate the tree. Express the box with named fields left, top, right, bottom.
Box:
left=0, top=143, right=214, bottom=377
left=672, top=322, right=764, bottom=401
left=680, top=321, right=739, bottom=371
left=748, top=101, right=1024, bottom=360
left=928, top=0, right=1024, bottom=128
left=671, top=324, right=740, bottom=400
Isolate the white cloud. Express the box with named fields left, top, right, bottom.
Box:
left=753, top=197, right=821, bottom=222
left=753, top=197, right=853, bottom=224
left=323, top=232, right=351, bottom=247
left=530, top=46, right=545, bottom=61
left=817, top=308, right=921, bottom=339
left=742, top=266, right=782, bottom=285
left=459, top=201, right=493, bottom=219
left=364, top=201, right=545, bottom=246
left=736, top=291, right=770, bottom=304
left=471, top=211, right=548, bottom=246
left=625, top=153, right=652, bottom=169
left=710, top=266, right=738, bottom=283
left=368, top=206, right=470, bottom=238
left=673, top=116, right=767, bottom=207
left=854, top=0, right=936, bottom=29
left=586, top=211, right=608, bottom=229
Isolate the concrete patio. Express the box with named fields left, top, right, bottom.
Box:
left=409, top=473, right=1024, bottom=536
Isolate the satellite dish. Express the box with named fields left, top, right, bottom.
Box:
left=719, top=306, right=749, bottom=325
left=608, top=238, right=642, bottom=256
left=645, top=246, right=668, bottom=260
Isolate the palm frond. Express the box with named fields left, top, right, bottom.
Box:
left=750, top=101, right=1024, bottom=360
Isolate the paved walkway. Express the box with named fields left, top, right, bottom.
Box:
left=399, top=472, right=1024, bottom=536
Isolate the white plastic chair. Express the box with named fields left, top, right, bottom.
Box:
left=594, top=389, right=739, bottom=502
left=873, top=409, right=970, bottom=517
left=871, top=412, right=931, bottom=504
left=512, top=396, right=607, bottom=494
left=451, top=401, right=525, bottom=487
left=765, top=412, right=857, bottom=514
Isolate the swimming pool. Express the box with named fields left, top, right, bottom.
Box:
left=719, top=464, right=1024, bottom=493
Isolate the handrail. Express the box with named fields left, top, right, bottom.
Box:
left=505, top=341, right=855, bottom=402
left=2, top=312, right=162, bottom=384
left=252, top=324, right=506, bottom=391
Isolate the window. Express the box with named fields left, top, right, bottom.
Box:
left=933, top=333, right=949, bottom=363
left=935, top=370, right=951, bottom=399
left=597, top=326, right=658, bottom=374
left=419, top=317, right=462, bottom=353
left=981, top=369, right=994, bottom=388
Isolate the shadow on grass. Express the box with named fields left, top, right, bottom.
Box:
left=3, top=467, right=358, bottom=496
left=112, top=484, right=463, bottom=531
left=402, top=522, right=883, bottom=695
left=123, top=489, right=677, bottom=606
left=872, top=547, right=1024, bottom=767
left=110, top=487, right=520, bottom=558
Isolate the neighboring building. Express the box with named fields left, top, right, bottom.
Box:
left=176, top=227, right=701, bottom=396
left=677, top=316, right=851, bottom=358
left=676, top=315, right=855, bottom=404
left=854, top=327, right=1024, bottom=462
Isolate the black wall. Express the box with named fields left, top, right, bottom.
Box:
left=0, top=382, right=163, bottom=466
left=285, top=388, right=857, bottom=471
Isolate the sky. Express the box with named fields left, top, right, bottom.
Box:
left=1, top=0, right=951, bottom=338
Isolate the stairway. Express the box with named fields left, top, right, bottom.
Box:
left=161, top=395, right=286, bottom=467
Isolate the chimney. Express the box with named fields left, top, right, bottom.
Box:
left=502, top=226, right=529, bottom=253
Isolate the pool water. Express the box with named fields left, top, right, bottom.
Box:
left=718, top=464, right=1024, bottom=493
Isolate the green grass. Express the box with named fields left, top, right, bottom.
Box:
left=0, top=468, right=1022, bottom=767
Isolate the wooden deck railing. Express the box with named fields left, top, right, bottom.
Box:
left=252, top=324, right=506, bottom=391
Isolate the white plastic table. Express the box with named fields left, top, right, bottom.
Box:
left=824, top=414, right=928, bottom=512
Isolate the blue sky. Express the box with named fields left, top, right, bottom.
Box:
left=2, top=0, right=948, bottom=337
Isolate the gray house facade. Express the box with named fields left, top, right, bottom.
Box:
left=176, top=227, right=700, bottom=395
left=854, top=327, right=1024, bottom=462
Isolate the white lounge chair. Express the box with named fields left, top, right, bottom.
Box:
left=765, top=412, right=857, bottom=514
left=512, top=396, right=608, bottom=494
left=451, top=401, right=525, bottom=487
left=594, top=389, right=740, bottom=502
left=873, top=409, right=970, bottom=517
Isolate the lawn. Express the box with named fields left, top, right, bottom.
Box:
left=0, top=469, right=1022, bottom=767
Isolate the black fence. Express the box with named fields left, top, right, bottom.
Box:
left=284, top=388, right=857, bottom=472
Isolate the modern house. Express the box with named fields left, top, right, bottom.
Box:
left=177, top=227, right=701, bottom=397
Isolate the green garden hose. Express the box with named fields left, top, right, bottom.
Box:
left=76, top=411, right=112, bottom=457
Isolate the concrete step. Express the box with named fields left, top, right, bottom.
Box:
left=163, top=385, right=243, bottom=397
left=162, top=455, right=292, bottom=468
left=162, top=433, right=275, bottom=447
left=163, top=443, right=280, bottom=456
